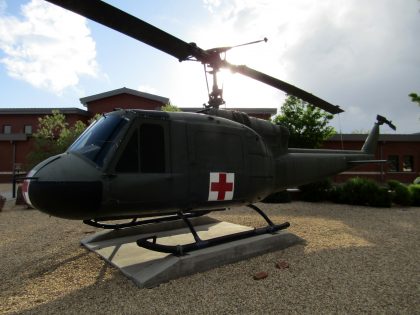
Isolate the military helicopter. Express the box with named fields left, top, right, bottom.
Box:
left=22, top=0, right=395, bottom=255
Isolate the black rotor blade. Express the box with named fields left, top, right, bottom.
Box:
left=223, top=62, right=344, bottom=114
left=44, top=0, right=201, bottom=61
left=45, top=0, right=344, bottom=114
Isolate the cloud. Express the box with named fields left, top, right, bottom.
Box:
left=197, top=0, right=420, bottom=133
left=137, top=84, right=158, bottom=95
left=0, top=0, right=98, bottom=94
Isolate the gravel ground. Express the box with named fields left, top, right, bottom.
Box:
left=0, top=187, right=419, bottom=314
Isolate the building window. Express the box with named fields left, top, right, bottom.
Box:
left=24, top=125, right=32, bottom=135
left=403, top=155, right=414, bottom=172
left=388, top=155, right=399, bottom=172
left=3, top=125, right=11, bottom=134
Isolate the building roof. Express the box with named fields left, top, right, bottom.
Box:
left=327, top=133, right=420, bottom=142
left=180, top=107, right=277, bottom=115
left=79, top=87, right=170, bottom=106
left=0, top=108, right=90, bottom=116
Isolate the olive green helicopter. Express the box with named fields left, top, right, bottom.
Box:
left=23, top=0, right=395, bottom=255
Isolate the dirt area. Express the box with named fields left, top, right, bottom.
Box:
left=0, top=191, right=419, bottom=314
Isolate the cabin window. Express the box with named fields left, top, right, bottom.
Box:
left=388, top=155, right=399, bottom=172
left=403, top=155, right=414, bottom=172
left=115, top=129, right=139, bottom=173
left=140, top=123, right=165, bottom=173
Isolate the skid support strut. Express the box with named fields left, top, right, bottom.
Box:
left=136, top=204, right=290, bottom=256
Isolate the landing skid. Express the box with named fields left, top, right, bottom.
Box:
left=136, top=204, right=290, bottom=256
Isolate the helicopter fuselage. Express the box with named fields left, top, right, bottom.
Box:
left=23, top=109, right=377, bottom=220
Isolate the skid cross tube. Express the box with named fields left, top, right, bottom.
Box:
left=136, top=204, right=290, bottom=256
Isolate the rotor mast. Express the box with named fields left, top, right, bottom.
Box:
left=203, top=38, right=268, bottom=110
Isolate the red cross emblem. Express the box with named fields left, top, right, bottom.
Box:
left=208, top=172, right=235, bottom=201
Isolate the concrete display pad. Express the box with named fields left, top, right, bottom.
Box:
left=81, top=216, right=304, bottom=288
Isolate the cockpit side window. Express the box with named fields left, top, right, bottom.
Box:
left=140, top=123, right=165, bottom=173
left=115, top=122, right=167, bottom=173
left=115, top=129, right=139, bottom=173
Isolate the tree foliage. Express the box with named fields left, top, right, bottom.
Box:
left=26, top=110, right=87, bottom=169
left=161, top=103, right=181, bottom=112
left=409, top=92, right=420, bottom=106
left=272, top=95, right=336, bottom=148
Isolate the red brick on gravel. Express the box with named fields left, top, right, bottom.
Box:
left=253, top=271, right=268, bottom=280
left=275, top=260, right=290, bottom=269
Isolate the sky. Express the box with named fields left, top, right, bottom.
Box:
left=0, top=0, right=419, bottom=133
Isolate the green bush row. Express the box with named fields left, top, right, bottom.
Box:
left=331, top=178, right=391, bottom=207
left=262, top=177, right=420, bottom=208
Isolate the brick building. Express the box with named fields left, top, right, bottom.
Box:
left=323, top=133, right=420, bottom=183
left=0, top=108, right=91, bottom=182
left=0, top=87, right=276, bottom=182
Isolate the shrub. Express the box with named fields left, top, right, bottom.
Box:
left=261, top=190, right=291, bottom=203
left=331, top=177, right=391, bottom=207
left=413, top=177, right=420, bottom=185
left=343, top=178, right=379, bottom=205
left=408, top=184, right=420, bottom=206
left=330, top=185, right=345, bottom=204
left=388, top=180, right=412, bottom=206
left=298, top=178, right=332, bottom=202
left=370, top=187, right=392, bottom=208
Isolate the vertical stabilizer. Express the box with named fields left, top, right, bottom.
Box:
left=362, top=115, right=396, bottom=154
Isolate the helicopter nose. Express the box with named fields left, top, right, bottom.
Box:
left=25, top=153, right=103, bottom=220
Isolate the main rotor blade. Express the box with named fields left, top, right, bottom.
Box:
left=224, top=62, right=344, bottom=114
left=44, top=0, right=200, bottom=61
left=45, top=0, right=344, bottom=114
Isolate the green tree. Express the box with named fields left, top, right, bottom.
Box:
left=409, top=92, right=420, bottom=106
left=26, top=110, right=87, bottom=169
left=410, top=92, right=420, bottom=121
left=272, top=95, right=336, bottom=148
left=161, top=103, right=181, bottom=112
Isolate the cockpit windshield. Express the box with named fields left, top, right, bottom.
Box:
left=68, top=114, right=128, bottom=167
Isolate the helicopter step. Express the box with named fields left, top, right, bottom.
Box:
left=136, top=204, right=290, bottom=256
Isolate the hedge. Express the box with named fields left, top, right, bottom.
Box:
left=331, top=177, right=391, bottom=208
